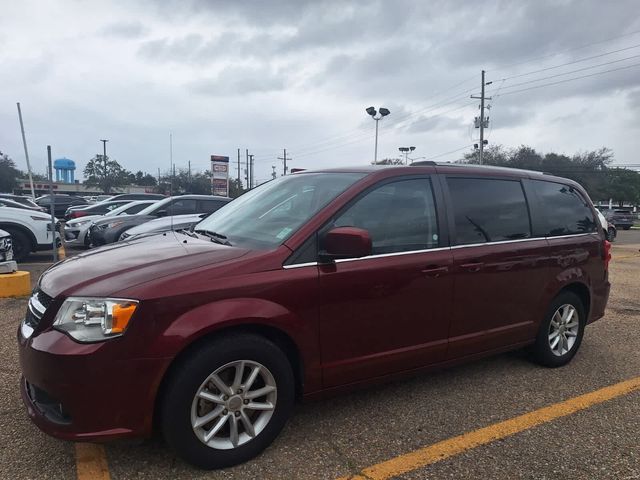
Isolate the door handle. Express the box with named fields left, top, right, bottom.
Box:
left=421, top=265, right=449, bottom=277
left=460, top=261, right=484, bottom=272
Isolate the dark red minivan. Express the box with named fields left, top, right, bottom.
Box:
left=17, top=164, right=611, bottom=468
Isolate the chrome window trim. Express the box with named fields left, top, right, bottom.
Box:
left=281, top=232, right=599, bottom=269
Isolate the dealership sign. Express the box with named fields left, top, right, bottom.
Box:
left=210, top=155, right=229, bottom=196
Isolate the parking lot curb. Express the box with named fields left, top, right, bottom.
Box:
left=0, top=271, right=31, bottom=297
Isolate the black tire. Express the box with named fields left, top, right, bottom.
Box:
left=160, top=333, right=295, bottom=469
left=531, top=291, right=585, bottom=368
left=622, top=226, right=631, bottom=231
left=4, top=228, right=32, bottom=262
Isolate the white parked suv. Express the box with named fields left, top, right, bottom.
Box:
left=0, top=204, right=61, bottom=261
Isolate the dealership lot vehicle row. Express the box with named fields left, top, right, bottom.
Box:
left=1, top=232, right=638, bottom=479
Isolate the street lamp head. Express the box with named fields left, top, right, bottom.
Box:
left=378, top=107, right=390, bottom=117
left=366, top=106, right=377, bottom=117
left=410, top=146, right=416, bottom=152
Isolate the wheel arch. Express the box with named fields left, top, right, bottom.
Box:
left=152, top=322, right=305, bottom=434
left=558, top=282, right=591, bottom=321
left=0, top=222, right=37, bottom=252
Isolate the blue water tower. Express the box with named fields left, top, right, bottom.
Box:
left=54, top=158, right=76, bottom=183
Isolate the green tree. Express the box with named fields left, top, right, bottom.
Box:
left=83, top=155, right=131, bottom=193
left=604, top=168, right=640, bottom=206
left=132, top=170, right=157, bottom=186
left=0, top=151, right=21, bottom=192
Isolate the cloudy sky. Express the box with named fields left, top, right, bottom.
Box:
left=1, top=0, right=640, bottom=185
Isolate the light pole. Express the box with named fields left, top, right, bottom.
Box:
left=399, top=146, right=416, bottom=165
left=100, top=139, right=108, bottom=173
left=366, top=106, right=390, bottom=164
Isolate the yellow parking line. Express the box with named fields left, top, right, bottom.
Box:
left=75, top=443, right=110, bottom=480
left=338, top=376, right=640, bottom=480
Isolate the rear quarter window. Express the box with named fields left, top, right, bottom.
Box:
left=531, top=180, right=597, bottom=236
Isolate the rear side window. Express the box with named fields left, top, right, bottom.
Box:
left=198, top=200, right=228, bottom=213
left=124, top=203, right=150, bottom=214
left=167, top=199, right=197, bottom=215
left=531, top=180, right=596, bottom=236
left=447, top=178, right=531, bottom=245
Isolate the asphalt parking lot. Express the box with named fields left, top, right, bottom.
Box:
left=2, top=231, right=639, bottom=479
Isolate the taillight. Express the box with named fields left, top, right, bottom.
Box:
left=71, top=211, right=87, bottom=219
left=603, top=240, right=612, bottom=271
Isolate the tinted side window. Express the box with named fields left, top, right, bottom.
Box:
left=333, top=178, right=438, bottom=254
left=532, top=180, right=596, bottom=236
left=125, top=203, right=151, bottom=214
left=167, top=199, right=197, bottom=215
left=447, top=178, right=531, bottom=245
left=198, top=200, right=228, bottom=213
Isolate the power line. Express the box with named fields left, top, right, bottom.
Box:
left=494, top=62, right=640, bottom=98
left=494, top=53, right=640, bottom=92
left=287, top=75, right=479, bottom=154
left=493, top=29, right=640, bottom=72
left=414, top=144, right=474, bottom=162
left=498, top=43, right=640, bottom=81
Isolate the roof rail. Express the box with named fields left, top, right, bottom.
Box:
left=409, top=161, right=436, bottom=166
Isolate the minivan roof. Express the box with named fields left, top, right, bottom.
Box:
left=292, top=163, right=588, bottom=192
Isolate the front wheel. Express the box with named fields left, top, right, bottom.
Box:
left=531, top=291, right=585, bottom=368
left=160, top=334, right=295, bottom=469
left=4, top=228, right=32, bottom=262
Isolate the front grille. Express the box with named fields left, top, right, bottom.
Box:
left=36, top=289, right=53, bottom=310
left=0, top=236, right=11, bottom=253
left=25, top=289, right=53, bottom=330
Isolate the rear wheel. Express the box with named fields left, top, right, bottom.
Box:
left=4, top=228, right=32, bottom=262
left=531, top=291, right=585, bottom=367
left=160, top=334, right=295, bottom=469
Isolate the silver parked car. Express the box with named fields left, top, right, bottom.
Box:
left=0, top=228, right=17, bottom=273
left=64, top=200, right=157, bottom=247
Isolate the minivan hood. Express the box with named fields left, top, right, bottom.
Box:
left=39, top=232, right=250, bottom=298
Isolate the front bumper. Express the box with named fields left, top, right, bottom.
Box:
left=18, top=323, right=171, bottom=441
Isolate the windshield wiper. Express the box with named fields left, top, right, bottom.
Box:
left=194, top=229, right=232, bottom=246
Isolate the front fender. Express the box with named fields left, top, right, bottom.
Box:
left=147, top=296, right=321, bottom=393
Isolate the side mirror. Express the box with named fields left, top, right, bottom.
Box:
left=320, top=227, right=372, bottom=262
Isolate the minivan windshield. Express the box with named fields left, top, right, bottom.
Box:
left=195, top=172, right=365, bottom=249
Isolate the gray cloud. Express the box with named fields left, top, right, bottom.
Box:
left=101, top=21, right=148, bottom=38
left=188, top=65, right=286, bottom=96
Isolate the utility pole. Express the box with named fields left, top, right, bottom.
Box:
left=237, top=148, right=241, bottom=187
left=157, top=168, right=161, bottom=187
left=278, top=149, right=289, bottom=176
left=16, top=103, right=35, bottom=199
left=471, top=70, right=491, bottom=165
left=188, top=160, right=191, bottom=192
left=47, top=146, right=58, bottom=262
left=245, top=149, right=250, bottom=188
left=249, top=154, right=255, bottom=188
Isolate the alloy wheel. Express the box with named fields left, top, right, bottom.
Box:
left=190, top=360, right=277, bottom=450
left=548, top=304, right=580, bottom=356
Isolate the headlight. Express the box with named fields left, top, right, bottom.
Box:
left=106, top=221, right=125, bottom=229
left=70, top=219, right=92, bottom=227
left=53, top=297, right=139, bottom=342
